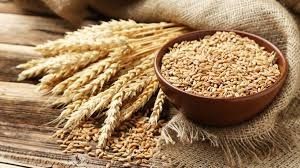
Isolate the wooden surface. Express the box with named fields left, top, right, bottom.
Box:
left=0, top=1, right=125, bottom=167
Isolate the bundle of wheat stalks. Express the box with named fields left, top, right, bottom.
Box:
left=17, top=20, right=188, bottom=164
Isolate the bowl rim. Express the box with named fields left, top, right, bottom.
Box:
left=154, top=29, right=288, bottom=101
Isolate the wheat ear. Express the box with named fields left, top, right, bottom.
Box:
left=18, top=51, right=100, bottom=81
left=63, top=58, right=119, bottom=97
left=97, top=75, right=154, bottom=149
left=16, top=58, right=46, bottom=69
left=51, top=56, right=116, bottom=95
left=72, top=62, right=120, bottom=99
left=38, top=51, right=107, bottom=92
left=68, top=46, right=131, bottom=100
left=122, top=80, right=159, bottom=122
left=149, top=89, right=166, bottom=125
left=64, top=20, right=140, bottom=41
left=47, top=99, right=85, bottom=126
left=36, top=36, right=127, bottom=57
left=17, top=56, right=68, bottom=81
left=62, top=58, right=154, bottom=131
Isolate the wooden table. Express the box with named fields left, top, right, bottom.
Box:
left=0, top=1, right=125, bottom=167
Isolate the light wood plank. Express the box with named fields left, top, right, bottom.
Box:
left=0, top=0, right=28, bottom=15
left=0, top=43, right=40, bottom=82
left=0, top=13, right=72, bottom=46
left=0, top=82, right=59, bottom=125
left=0, top=122, right=118, bottom=167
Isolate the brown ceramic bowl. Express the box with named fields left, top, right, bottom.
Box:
left=154, top=30, right=288, bottom=126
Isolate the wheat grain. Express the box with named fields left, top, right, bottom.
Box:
left=97, top=75, right=154, bottom=149
left=64, top=20, right=140, bottom=40
left=161, top=31, right=280, bottom=98
left=16, top=20, right=190, bottom=163
left=51, top=72, right=83, bottom=95
left=149, top=89, right=166, bottom=125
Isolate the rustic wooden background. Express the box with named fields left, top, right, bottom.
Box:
left=0, top=0, right=132, bottom=167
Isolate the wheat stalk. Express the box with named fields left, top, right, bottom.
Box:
left=122, top=80, right=159, bottom=122
left=97, top=75, right=154, bottom=149
left=149, top=89, right=166, bottom=125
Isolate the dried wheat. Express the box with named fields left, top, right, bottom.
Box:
left=64, top=57, right=154, bottom=124
left=61, top=59, right=154, bottom=131
left=122, top=80, right=159, bottom=122
left=36, top=36, right=127, bottom=57
left=38, top=51, right=108, bottom=91
left=161, top=31, right=280, bottom=98
left=62, top=57, right=118, bottom=95
left=71, top=62, right=120, bottom=99
left=48, top=99, right=86, bottom=126
left=17, top=55, right=71, bottom=81
left=69, top=47, right=131, bottom=98
left=16, top=20, right=189, bottom=163
left=97, top=75, right=154, bottom=149
left=16, top=58, right=46, bottom=69
left=149, top=89, right=166, bottom=125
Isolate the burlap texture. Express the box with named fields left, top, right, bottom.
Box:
left=14, top=0, right=300, bottom=167
left=279, top=0, right=300, bottom=13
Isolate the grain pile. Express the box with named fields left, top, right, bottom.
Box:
left=17, top=20, right=189, bottom=165
left=161, top=31, right=280, bottom=98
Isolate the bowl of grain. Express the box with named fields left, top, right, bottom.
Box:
left=155, top=30, right=288, bottom=126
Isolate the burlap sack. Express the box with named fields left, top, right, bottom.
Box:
left=14, top=0, right=300, bottom=167
left=14, top=0, right=89, bottom=25
left=279, top=0, right=300, bottom=13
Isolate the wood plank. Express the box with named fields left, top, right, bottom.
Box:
left=0, top=13, right=72, bottom=46
left=0, top=82, right=59, bottom=125
left=0, top=122, right=120, bottom=167
left=0, top=43, right=40, bottom=82
left=0, top=0, right=31, bottom=15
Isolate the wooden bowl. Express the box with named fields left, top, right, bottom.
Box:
left=154, top=30, right=288, bottom=126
